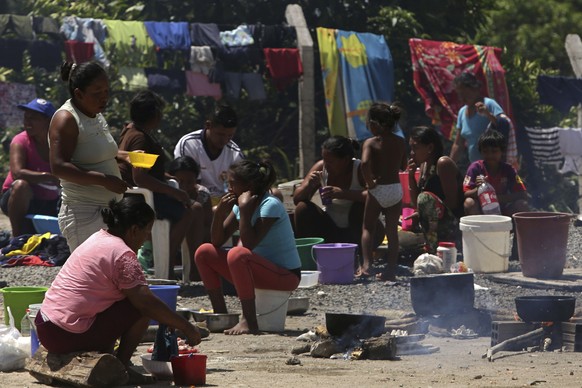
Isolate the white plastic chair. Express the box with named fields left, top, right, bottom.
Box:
left=126, top=181, right=191, bottom=283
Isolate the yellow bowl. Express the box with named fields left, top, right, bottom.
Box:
left=128, top=152, right=159, bottom=169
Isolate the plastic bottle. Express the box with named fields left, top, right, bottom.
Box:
left=20, top=308, right=31, bottom=336
left=437, top=242, right=457, bottom=272
left=477, top=175, right=501, bottom=215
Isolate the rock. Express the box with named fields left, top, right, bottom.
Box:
left=310, top=339, right=343, bottom=358
left=291, top=344, right=311, bottom=355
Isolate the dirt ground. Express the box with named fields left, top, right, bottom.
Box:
left=1, top=213, right=582, bottom=387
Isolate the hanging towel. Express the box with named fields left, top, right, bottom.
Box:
left=32, top=16, right=60, bottom=37
left=220, top=25, right=254, bottom=47
left=524, top=127, right=562, bottom=168
left=190, top=23, right=223, bottom=48
left=409, top=38, right=512, bottom=140
left=189, top=46, right=215, bottom=75
left=557, top=128, right=582, bottom=174
left=336, top=31, right=394, bottom=140
left=0, top=82, right=36, bottom=129
left=316, top=27, right=347, bottom=137
left=0, top=14, right=33, bottom=40
left=185, top=71, right=222, bottom=99
left=0, top=39, right=27, bottom=71
left=29, top=40, right=63, bottom=71
left=263, top=48, right=303, bottom=91
left=118, top=67, right=148, bottom=91
left=103, top=19, right=155, bottom=66
left=537, top=75, right=582, bottom=114
left=64, top=40, right=95, bottom=64
left=144, top=21, right=191, bottom=50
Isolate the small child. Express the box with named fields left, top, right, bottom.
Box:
left=359, top=102, right=407, bottom=281
left=168, top=156, right=213, bottom=280
left=463, top=129, right=528, bottom=216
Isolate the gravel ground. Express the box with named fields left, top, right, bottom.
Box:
left=2, top=219, right=582, bottom=322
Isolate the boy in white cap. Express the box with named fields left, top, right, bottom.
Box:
left=0, top=98, right=60, bottom=236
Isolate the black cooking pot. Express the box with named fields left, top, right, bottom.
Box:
left=410, top=273, right=475, bottom=316
left=515, top=295, right=576, bottom=322
left=325, top=313, right=386, bottom=338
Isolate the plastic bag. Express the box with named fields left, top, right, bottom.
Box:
left=152, top=324, right=178, bottom=362
left=413, top=253, right=443, bottom=276
left=0, top=307, right=30, bottom=371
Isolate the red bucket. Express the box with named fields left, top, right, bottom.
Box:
left=171, top=354, right=207, bottom=386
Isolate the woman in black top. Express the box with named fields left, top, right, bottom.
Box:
left=407, top=126, right=464, bottom=253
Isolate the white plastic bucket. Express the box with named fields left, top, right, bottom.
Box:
left=459, top=215, right=513, bottom=273
left=255, top=288, right=291, bottom=332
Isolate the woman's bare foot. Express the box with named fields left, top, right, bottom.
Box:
left=355, top=266, right=373, bottom=278
left=224, top=318, right=259, bottom=335
left=375, top=271, right=396, bottom=282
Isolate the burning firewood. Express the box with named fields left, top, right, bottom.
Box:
left=483, top=327, right=545, bottom=361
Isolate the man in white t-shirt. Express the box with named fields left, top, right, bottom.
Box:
left=174, top=105, right=244, bottom=203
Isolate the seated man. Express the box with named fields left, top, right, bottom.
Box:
left=1, top=99, right=60, bottom=236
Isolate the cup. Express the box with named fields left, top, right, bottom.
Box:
left=319, top=186, right=332, bottom=206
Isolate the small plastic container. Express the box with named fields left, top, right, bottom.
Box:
left=298, top=271, right=320, bottom=288
left=437, top=242, right=457, bottom=272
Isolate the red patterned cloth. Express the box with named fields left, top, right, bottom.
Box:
left=409, top=38, right=512, bottom=140
left=263, top=48, right=303, bottom=91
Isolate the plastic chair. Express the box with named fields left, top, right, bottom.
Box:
left=126, top=182, right=191, bottom=283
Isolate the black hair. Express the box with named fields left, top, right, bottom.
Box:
left=101, top=196, right=155, bottom=233
left=410, top=126, right=444, bottom=158
left=168, top=155, right=201, bottom=177
left=229, top=159, right=276, bottom=197
left=210, top=104, right=237, bottom=128
left=367, top=101, right=401, bottom=132
left=60, top=61, right=107, bottom=97
left=321, top=136, right=359, bottom=159
left=478, top=129, right=507, bottom=152
left=453, top=72, right=481, bottom=90
left=130, top=89, right=165, bottom=128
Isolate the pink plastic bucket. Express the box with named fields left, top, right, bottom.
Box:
left=171, top=354, right=207, bottom=386
left=313, top=243, right=357, bottom=284
left=399, top=170, right=420, bottom=207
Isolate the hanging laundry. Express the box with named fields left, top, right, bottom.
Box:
left=103, top=19, right=155, bottom=66
left=218, top=46, right=263, bottom=71
left=557, top=128, right=582, bottom=174
left=118, top=67, right=148, bottom=91
left=189, top=46, right=215, bottom=75
left=144, top=21, right=191, bottom=50
left=220, top=25, right=254, bottom=47
left=537, top=75, right=582, bottom=114
left=32, top=16, right=60, bottom=38
left=316, top=27, right=347, bottom=137
left=223, top=72, right=266, bottom=101
left=263, top=48, right=302, bottom=91
left=0, top=82, right=36, bottom=129
left=29, top=40, right=63, bottom=71
left=190, top=23, right=223, bottom=48
left=64, top=40, right=95, bottom=64
left=250, top=24, right=296, bottom=48
left=185, top=71, right=222, bottom=99
left=0, top=14, right=33, bottom=40
left=0, top=39, right=27, bottom=71
left=409, top=38, right=512, bottom=140
left=61, top=16, right=109, bottom=67
left=524, top=127, right=563, bottom=168
left=145, top=68, right=186, bottom=94
left=336, top=31, right=394, bottom=141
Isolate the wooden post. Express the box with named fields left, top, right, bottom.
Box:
left=285, top=4, right=315, bottom=177
left=565, top=34, right=582, bottom=212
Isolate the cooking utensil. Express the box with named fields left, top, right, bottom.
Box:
left=325, top=313, right=386, bottom=338
left=515, top=295, right=576, bottom=322
left=205, top=313, right=240, bottom=332
left=410, top=273, right=475, bottom=316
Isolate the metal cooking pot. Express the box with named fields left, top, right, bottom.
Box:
left=410, top=273, right=475, bottom=316
left=325, top=313, right=386, bottom=338
left=515, top=295, right=576, bottom=322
